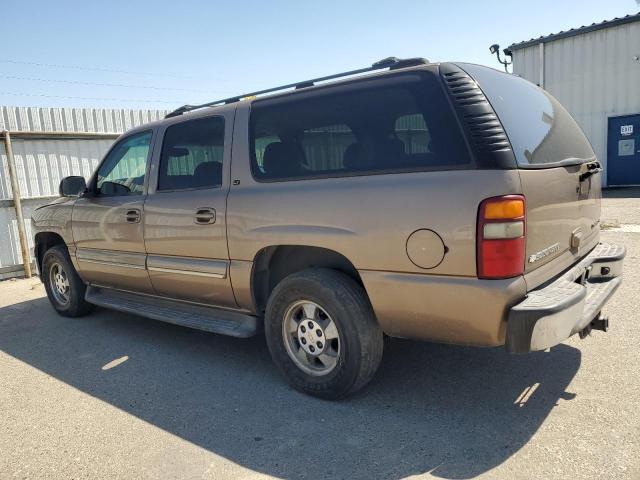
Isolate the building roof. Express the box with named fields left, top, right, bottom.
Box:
left=508, top=12, right=640, bottom=51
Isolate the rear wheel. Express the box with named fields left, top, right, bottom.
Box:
left=264, top=268, right=383, bottom=399
left=42, top=245, right=93, bottom=317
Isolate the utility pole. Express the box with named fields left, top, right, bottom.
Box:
left=3, top=130, right=32, bottom=278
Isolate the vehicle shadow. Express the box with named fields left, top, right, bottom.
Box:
left=0, top=297, right=581, bottom=479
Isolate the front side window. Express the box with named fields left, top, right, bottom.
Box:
left=96, top=131, right=152, bottom=196
left=250, top=72, right=470, bottom=181
left=158, top=116, right=225, bottom=191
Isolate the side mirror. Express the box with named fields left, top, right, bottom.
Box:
left=59, top=176, right=87, bottom=197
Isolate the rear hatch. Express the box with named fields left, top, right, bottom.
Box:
left=458, top=64, right=601, bottom=288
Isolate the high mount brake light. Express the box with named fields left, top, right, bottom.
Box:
left=477, top=195, right=526, bottom=279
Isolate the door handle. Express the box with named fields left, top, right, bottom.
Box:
left=125, top=209, right=141, bottom=223
left=194, top=207, right=216, bottom=225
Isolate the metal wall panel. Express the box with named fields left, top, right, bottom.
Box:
left=0, top=106, right=167, bottom=133
left=0, top=201, right=37, bottom=268
left=0, top=139, right=114, bottom=200
left=514, top=45, right=541, bottom=87
left=512, top=21, right=640, bottom=186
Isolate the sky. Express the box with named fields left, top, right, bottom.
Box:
left=1, top=0, right=638, bottom=111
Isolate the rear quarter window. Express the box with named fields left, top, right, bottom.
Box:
left=249, top=72, right=471, bottom=181
left=460, top=63, right=595, bottom=167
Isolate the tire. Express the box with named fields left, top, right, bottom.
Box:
left=42, top=245, right=94, bottom=317
left=264, top=268, right=383, bottom=400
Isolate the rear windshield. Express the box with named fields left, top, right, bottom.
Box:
left=249, top=72, right=471, bottom=181
left=460, top=64, right=595, bottom=167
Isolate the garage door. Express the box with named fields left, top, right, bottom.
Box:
left=608, top=114, right=640, bottom=186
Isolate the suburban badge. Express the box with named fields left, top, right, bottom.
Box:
left=528, top=243, right=561, bottom=263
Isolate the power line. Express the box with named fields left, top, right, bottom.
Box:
left=0, top=91, right=179, bottom=105
left=0, top=74, right=234, bottom=94
left=0, top=59, right=198, bottom=79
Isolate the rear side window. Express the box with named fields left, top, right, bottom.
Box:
left=461, top=64, right=594, bottom=167
left=158, top=116, right=224, bottom=191
left=250, top=72, right=470, bottom=181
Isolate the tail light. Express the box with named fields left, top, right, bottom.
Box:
left=477, top=195, right=525, bottom=279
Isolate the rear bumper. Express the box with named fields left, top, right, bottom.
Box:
left=506, top=242, right=625, bottom=353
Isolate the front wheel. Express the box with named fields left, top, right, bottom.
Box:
left=264, top=268, right=383, bottom=400
left=42, top=245, right=93, bottom=317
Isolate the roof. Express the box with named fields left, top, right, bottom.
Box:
left=508, top=12, right=640, bottom=51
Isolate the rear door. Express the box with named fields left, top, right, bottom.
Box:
left=143, top=111, right=237, bottom=308
left=460, top=64, right=601, bottom=284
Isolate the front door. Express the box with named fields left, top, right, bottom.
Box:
left=143, top=112, right=237, bottom=308
left=608, top=114, right=640, bottom=186
left=72, top=130, right=155, bottom=293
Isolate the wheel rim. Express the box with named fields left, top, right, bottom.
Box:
left=282, top=300, right=341, bottom=376
left=49, top=262, right=70, bottom=305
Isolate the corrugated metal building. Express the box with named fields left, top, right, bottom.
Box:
left=0, top=106, right=167, bottom=277
left=508, top=13, right=640, bottom=186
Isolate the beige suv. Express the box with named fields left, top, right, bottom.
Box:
left=32, top=57, right=624, bottom=399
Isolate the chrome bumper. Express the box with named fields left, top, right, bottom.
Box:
left=506, top=242, right=625, bottom=353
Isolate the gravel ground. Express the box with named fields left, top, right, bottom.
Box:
left=0, top=189, right=639, bottom=480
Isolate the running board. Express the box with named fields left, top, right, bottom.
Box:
left=85, top=286, right=259, bottom=338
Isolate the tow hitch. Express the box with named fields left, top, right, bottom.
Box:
left=591, top=316, right=609, bottom=332
left=579, top=315, right=609, bottom=338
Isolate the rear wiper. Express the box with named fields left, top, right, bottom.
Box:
left=579, top=161, right=602, bottom=182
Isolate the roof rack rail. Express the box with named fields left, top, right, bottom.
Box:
left=165, top=56, right=429, bottom=118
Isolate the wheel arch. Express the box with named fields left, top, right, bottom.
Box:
left=250, top=245, right=365, bottom=315
left=34, top=232, right=67, bottom=275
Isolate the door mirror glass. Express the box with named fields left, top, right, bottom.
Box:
left=59, top=176, right=87, bottom=197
